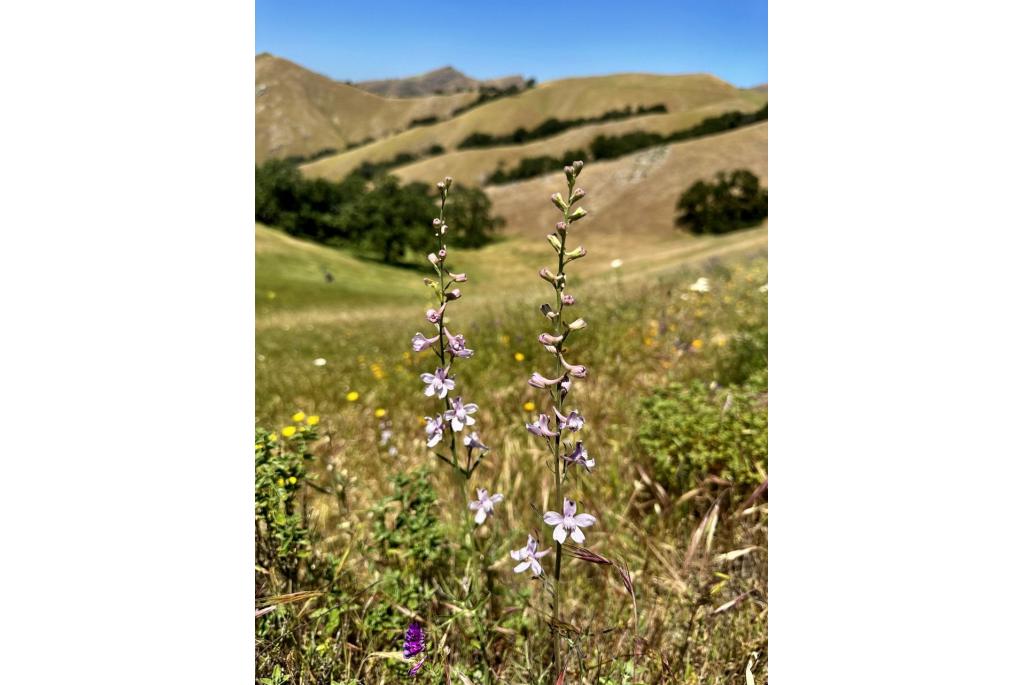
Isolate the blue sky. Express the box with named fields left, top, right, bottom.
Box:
left=256, top=0, right=767, bottom=88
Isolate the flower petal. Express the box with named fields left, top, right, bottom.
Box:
left=543, top=512, right=563, bottom=525
left=513, top=560, right=532, bottom=574
left=570, top=526, right=585, bottom=543
left=575, top=513, right=597, bottom=527
left=553, top=525, right=568, bottom=544
left=474, top=508, right=487, bottom=525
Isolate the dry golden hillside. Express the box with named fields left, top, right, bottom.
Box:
left=255, top=54, right=477, bottom=162
left=355, top=65, right=526, bottom=97
left=484, top=122, right=768, bottom=243
left=300, top=73, right=766, bottom=182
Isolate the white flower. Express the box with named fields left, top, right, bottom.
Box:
left=610, top=259, right=623, bottom=269
left=543, top=498, right=597, bottom=544
left=313, top=358, right=327, bottom=366
left=468, top=488, right=503, bottom=525
left=510, top=534, right=550, bottom=576
left=689, top=277, right=710, bottom=293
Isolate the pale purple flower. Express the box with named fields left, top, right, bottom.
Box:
left=409, top=658, right=425, bottom=677
left=563, top=441, right=595, bottom=472
left=559, top=355, right=587, bottom=378
left=420, top=367, right=455, bottom=398
left=446, top=288, right=462, bottom=301
left=424, top=414, right=445, bottom=448
left=425, top=303, right=446, bottom=324
left=510, top=533, right=550, bottom=576
left=444, top=396, right=478, bottom=431
left=526, top=414, right=558, bottom=438
left=538, top=332, right=563, bottom=346
left=561, top=293, right=576, bottom=306
left=463, top=431, right=488, bottom=452
left=411, top=332, right=440, bottom=352
left=449, top=272, right=468, bottom=283
left=528, top=372, right=562, bottom=389
left=444, top=329, right=474, bottom=358
left=543, top=498, right=597, bottom=544
left=468, top=488, right=503, bottom=525
left=554, top=408, right=585, bottom=432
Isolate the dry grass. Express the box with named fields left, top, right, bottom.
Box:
left=256, top=54, right=477, bottom=162
left=299, top=74, right=766, bottom=182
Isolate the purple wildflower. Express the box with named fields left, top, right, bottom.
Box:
left=403, top=621, right=425, bottom=658
left=424, top=414, right=445, bottom=448
left=538, top=332, right=563, bottom=346
left=408, top=658, right=426, bottom=677
left=468, top=488, right=503, bottom=525
left=528, top=372, right=562, bottom=389
left=526, top=414, right=558, bottom=438
left=543, top=497, right=597, bottom=544
left=563, top=441, right=595, bottom=472
left=420, top=367, right=455, bottom=398
left=554, top=408, right=585, bottom=432
left=443, top=396, right=478, bottom=431
left=425, top=303, right=446, bottom=324
left=510, top=533, right=550, bottom=576
left=449, top=272, right=468, bottom=282
left=411, top=332, right=439, bottom=353
left=559, top=355, right=587, bottom=378
left=444, top=329, right=474, bottom=358
left=403, top=621, right=426, bottom=676
left=561, top=293, right=576, bottom=306
left=463, top=431, right=488, bottom=452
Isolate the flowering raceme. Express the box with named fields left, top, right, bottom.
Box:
left=410, top=176, right=496, bottom=492
left=513, top=160, right=600, bottom=679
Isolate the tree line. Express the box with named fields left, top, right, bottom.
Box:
left=256, top=160, right=504, bottom=264
left=675, top=169, right=768, bottom=235
left=485, top=105, right=768, bottom=185
left=457, top=104, right=668, bottom=150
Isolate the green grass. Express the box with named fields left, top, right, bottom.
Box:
left=256, top=216, right=768, bottom=682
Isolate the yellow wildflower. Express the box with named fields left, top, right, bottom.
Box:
left=276, top=477, right=285, bottom=486
left=281, top=426, right=297, bottom=438
left=523, top=401, right=536, bottom=412
left=514, top=352, right=525, bottom=362
left=375, top=408, right=387, bottom=418
left=268, top=432, right=278, bottom=442
left=287, top=476, right=298, bottom=485
left=292, top=411, right=306, bottom=422
left=346, top=391, right=359, bottom=402
left=691, top=339, right=704, bottom=350
left=306, top=415, right=320, bottom=426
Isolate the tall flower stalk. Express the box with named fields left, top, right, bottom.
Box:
left=519, top=161, right=596, bottom=681
left=412, top=177, right=493, bottom=486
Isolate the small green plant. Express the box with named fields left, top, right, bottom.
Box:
left=636, top=374, right=767, bottom=495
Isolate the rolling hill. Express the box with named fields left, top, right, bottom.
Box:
left=299, top=73, right=767, bottom=184
left=256, top=54, right=478, bottom=162
left=355, top=66, right=526, bottom=97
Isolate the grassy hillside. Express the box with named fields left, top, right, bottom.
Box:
left=300, top=73, right=767, bottom=182
left=256, top=54, right=477, bottom=162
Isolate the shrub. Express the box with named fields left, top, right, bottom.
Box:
left=675, top=169, right=768, bottom=235
left=636, top=374, right=767, bottom=494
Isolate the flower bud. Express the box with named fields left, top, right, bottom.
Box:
left=427, top=253, right=439, bottom=266
left=569, top=187, right=586, bottom=205
left=543, top=344, right=558, bottom=354
left=449, top=272, right=468, bottom=282
left=555, top=221, right=568, bottom=233
left=440, top=224, right=447, bottom=235
left=436, top=181, right=446, bottom=191
left=438, top=248, right=447, bottom=260
left=432, top=218, right=441, bottom=228
left=561, top=293, right=576, bottom=306
left=551, top=193, right=568, bottom=211
left=444, top=176, right=453, bottom=189
left=564, top=165, right=575, bottom=182
left=540, top=303, right=557, bottom=319
left=568, top=207, right=587, bottom=223
left=538, top=267, right=557, bottom=284
left=567, top=318, right=587, bottom=331
left=572, top=160, right=584, bottom=177
left=546, top=233, right=562, bottom=252
left=446, top=288, right=462, bottom=301
left=565, top=246, right=587, bottom=262
left=538, top=332, right=564, bottom=345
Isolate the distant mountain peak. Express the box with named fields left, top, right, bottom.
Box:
left=355, top=66, right=525, bottom=98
